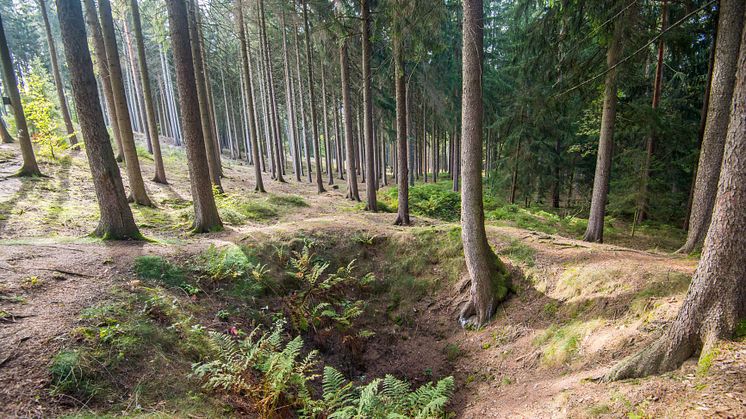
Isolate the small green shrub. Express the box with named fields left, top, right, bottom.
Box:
left=444, top=343, right=462, bottom=362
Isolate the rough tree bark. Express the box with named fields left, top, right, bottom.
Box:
left=606, top=20, right=746, bottom=379
left=458, top=0, right=509, bottom=328
left=0, top=11, right=41, bottom=176
left=187, top=0, right=222, bottom=191
left=678, top=0, right=744, bottom=253
left=165, top=0, right=222, bottom=233
left=361, top=0, right=376, bottom=209
left=39, top=0, right=78, bottom=146
left=236, top=0, right=265, bottom=192
left=583, top=13, right=625, bottom=243
left=82, top=0, right=123, bottom=161
left=130, top=0, right=167, bottom=184
left=98, top=0, right=152, bottom=205
left=55, top=0, right=140, bottom=239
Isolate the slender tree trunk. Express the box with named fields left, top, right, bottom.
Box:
left=453, top=129, right=461, bottom=192
left=684, top=22, right=717, bottom=231
left=361, top=0, right=376, bottom=208
left=292, top=22, right=311, bottom=183
left=301, top=0, right=325, bottom=193
left=636, top=0, right=668, bottom=223
left=130, top=0, right=167, bottom=184
left=261, top=0, right=285, bottom=182
left=607, top=20, right=746, bottom=379
left=280, top=10, right=301, bottom=182
left=394, top=31, right=409, bottom=226
left=99, top=0, right=152, bottom=205
left=321, top=57, right=334, bottom=185
left=237, top=0, right=264, bottom=192
left=82, top=0, right=123, bottom=161
left=458, top=0, right=509, bottom=329
left=678, top=0, right=744, bottom=253
left=583, top=14, right=625, bottom=243
left=338, top=30, right=359, bottom=201
left=334, top=97, right=344, bottom=180
left=39, top=0, right=78, bottom=146
left=187, top=0, right=222, bottom=191
left=165, top=0, right=222, bottom=232
left=0, top=116, right=13, bottom=143
left=56, top=0, right=141, bottom=239
left=0, top=12, right=41, bottom=176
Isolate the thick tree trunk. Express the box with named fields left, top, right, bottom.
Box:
left=339, top=34, right=360, bottom=201
left=165, top=0, right=222, bottom=233
left=237, top=0, right=264, bottom=192
left=636, top=0, right=667, bottom=224
left=393, top=34, right=409, bottom=226
left=82, top=0, right=123, bottom=161
left=361, top=0, right=376, bottom=209
left=56, top=0, right=140, bottom=239
left=39, top=0, right=78, bottom=146
left=0, top=12, right=41, bottom=176
left=678, top=0, right=744, bottom=253
left=583, top=15, right=624, bottom=243
left=187, top=0, right=222, bottom=191
left=607, top=21, right=746, bottom=379
left=458, top=0, right=509, bottom=328
left=130, top=0, right=167, bottom=184
left=98, top=0, right=152, bottom=205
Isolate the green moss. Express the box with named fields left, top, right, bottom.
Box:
left=697, top=347, right=720, bottom=376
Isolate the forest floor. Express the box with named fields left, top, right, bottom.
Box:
left=0, top=141, right=744, bottom=418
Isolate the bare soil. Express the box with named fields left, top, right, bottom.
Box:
left=1, top=142, right=744, bottom=418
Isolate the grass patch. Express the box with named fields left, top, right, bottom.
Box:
left=500, top=239, right=536, bottom=267
left=532, top=319, right=603, bottom=366
left=267, top=194, right=308, bottom=207
left=51, top=287, right=216, bottom=413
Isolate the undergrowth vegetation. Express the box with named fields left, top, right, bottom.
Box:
left=193, top=319, right=455, bottom=418
left=52, top=233, right=458, bottom=417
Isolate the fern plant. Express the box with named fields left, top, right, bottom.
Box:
left=193, top=320, right=319, bottom=416
left=302, top=367, right=455, bottom=419
left=286, top=245, right=374, bottom=333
